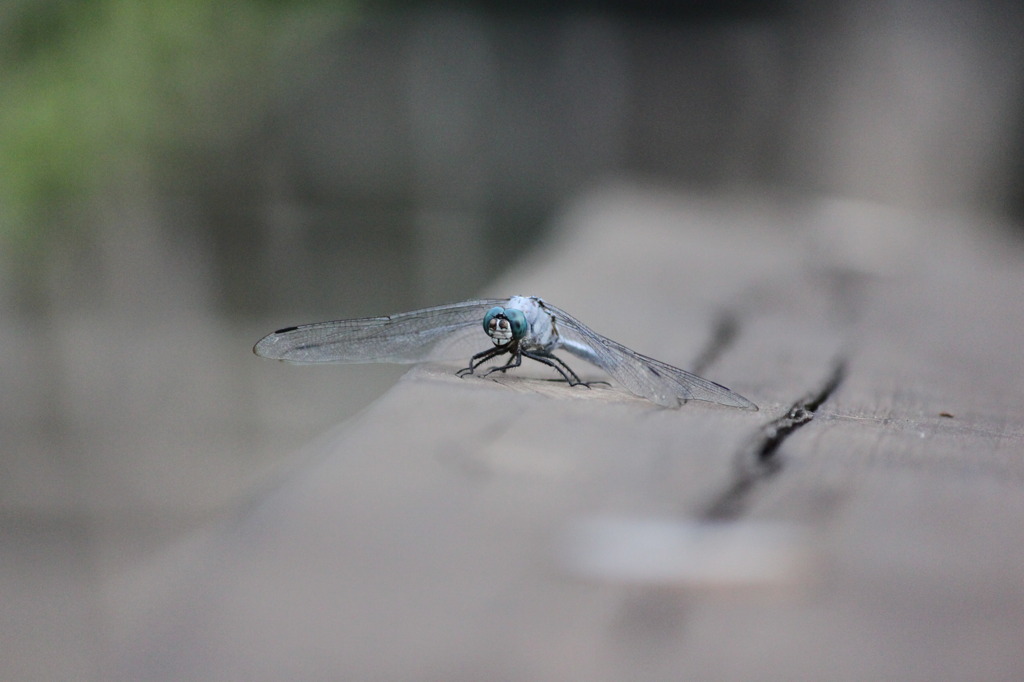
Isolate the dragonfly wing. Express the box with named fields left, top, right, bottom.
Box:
left=543, top=302, right=757, bottom=410
left=254, top=299, right=503, bottom=364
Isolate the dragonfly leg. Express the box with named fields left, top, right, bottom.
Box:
left=480, top=347, right=523, bottom=376
left=521, top=349, right=608, bottom=388
left=457, top=344, right=511, bottom=377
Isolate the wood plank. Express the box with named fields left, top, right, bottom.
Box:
left=112, top=186, right=1024, bottom=680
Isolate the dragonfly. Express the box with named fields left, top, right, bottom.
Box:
left=254, top=295, right=756, bottom=410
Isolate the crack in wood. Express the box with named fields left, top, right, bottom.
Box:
left=698, top=360, right=846, bottom=521
left=689, top=313, right=739, bottom=376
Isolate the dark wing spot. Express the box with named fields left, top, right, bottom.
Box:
left=274, top=326, right=299, bottom=334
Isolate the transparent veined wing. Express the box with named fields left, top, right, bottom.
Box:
left=253, top=299, right=504, bottom=364
left=541, top=301, right=757, bottom=410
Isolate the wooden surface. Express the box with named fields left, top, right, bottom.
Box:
left=114, top=186, right=1024, bottom=680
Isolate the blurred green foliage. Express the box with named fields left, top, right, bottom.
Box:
left=0, top=0, right=353, bottom=253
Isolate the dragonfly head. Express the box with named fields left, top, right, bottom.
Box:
left=483, top=306, right=528, bottom=345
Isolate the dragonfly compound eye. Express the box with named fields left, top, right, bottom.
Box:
left=483, top=307, right=504, bottom=334
left=504, top=309, right=528, bottom=340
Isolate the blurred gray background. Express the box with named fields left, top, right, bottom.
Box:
left=2, top=0, right=1024, bottom=677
